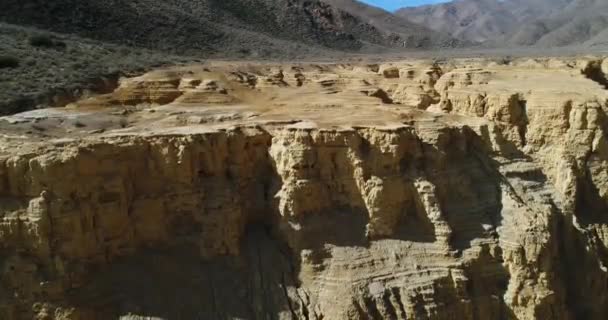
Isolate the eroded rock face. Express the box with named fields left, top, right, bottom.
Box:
left=1, top=57, right=608, bottom=319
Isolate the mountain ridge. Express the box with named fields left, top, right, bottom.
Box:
left=0, top=0, right=462, bottom=54
left=396, top=0, right=608, bottom=47
left=0, top=0, right=462, bottom=114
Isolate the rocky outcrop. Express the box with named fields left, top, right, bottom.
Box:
left=0, top=57, right=608, bottom=319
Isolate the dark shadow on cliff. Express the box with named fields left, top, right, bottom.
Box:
left=423, top=126, right=508, bottom=250
left=274, top=130, right=440, bottom=256
left=581, top=61, right=608, bottom=90
left=461, top=126, right=571, bottom=319
left=466, top=125, right=588, bottom=318
left=277, top=126, right=515, bottom=254
left=267, top=134, right=374, bottom=257
left=357, top=131, right=439, bottom=244
left=65, top=130, right=302, bottom=320
left=66, top=222, right=301, bottom=319
left=463, top=244, right=517, bottom=320
left=560, top=167, right=608, bottom=319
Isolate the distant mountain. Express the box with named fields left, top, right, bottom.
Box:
left=0, top=0, right=461, bottom=55
left=396, top=0, right=608, bottom=47
left=397, top=0, right=518, bottom=43
left=324, top=0, right=461, bottom=48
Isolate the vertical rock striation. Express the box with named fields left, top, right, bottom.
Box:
left=0, top=57, right=608, bottom=319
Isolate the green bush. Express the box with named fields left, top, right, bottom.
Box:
left=0, top=55, right=19, bottom=69
left=29, top=35, right=66, bottom=49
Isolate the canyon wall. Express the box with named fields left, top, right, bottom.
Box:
left=1, top=57, right=608, bottom=319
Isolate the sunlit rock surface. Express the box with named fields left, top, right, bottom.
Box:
left=1, top=56, right=608, bottom=319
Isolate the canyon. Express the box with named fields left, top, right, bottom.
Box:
left=1, top=56, right=608, bottom=319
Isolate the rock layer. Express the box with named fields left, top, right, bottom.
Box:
left=1, top=57, right=608, bottom=319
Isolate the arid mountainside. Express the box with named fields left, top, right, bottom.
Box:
left=0, top=0, right=460, bottom=118
left=0, top=0, right=458, bottom=54
left=397, top=0, right=523, bottom=43
left=396, top=0, right=608, bottom=47
left=324, top=0, right=461, bottom=48
left=1, top=56, right=608, bottom=319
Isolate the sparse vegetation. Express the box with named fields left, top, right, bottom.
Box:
left=496, top=56, right=513, bottom=65
left=0, top=23, right=194, bottom=115
left=0, top=55, right=19, bottom=68
left=29, top=34, right=66, bottom=49
left=396, top=0, right=608, bottom=47
left=0, top=0, right=468, bottom=116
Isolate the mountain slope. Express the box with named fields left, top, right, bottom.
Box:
left=324, top=0, right=462, bottom=47
left=0, top=0, right=460, bottom=54
left=531, top=0, right=608, bottom=47
left=396, top=0, right=608, bottom=47
left=396, top=0, right=518, bottom=43
left=0, top=0, right=462, bottom=115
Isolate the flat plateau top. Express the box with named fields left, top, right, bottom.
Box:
left=1, top=56, right=607, bottom=153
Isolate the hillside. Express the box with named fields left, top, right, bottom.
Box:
left=324, top=0, right=462, bottom=47
left=0, top=0, right=462, bottom=114
left=396, top=0, right=518, bottom=43
left=0, top=0, right=458, bottom=54
left=396, top=0, right=608, bottom=47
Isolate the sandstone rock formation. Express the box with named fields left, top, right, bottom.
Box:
left=1, top=56, right=608, bottom=319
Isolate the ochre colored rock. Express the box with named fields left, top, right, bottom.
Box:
left=1, top=57, right=608, bottom=319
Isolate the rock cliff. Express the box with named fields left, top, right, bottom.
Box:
left=1, top=56, right=608, bottom=319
